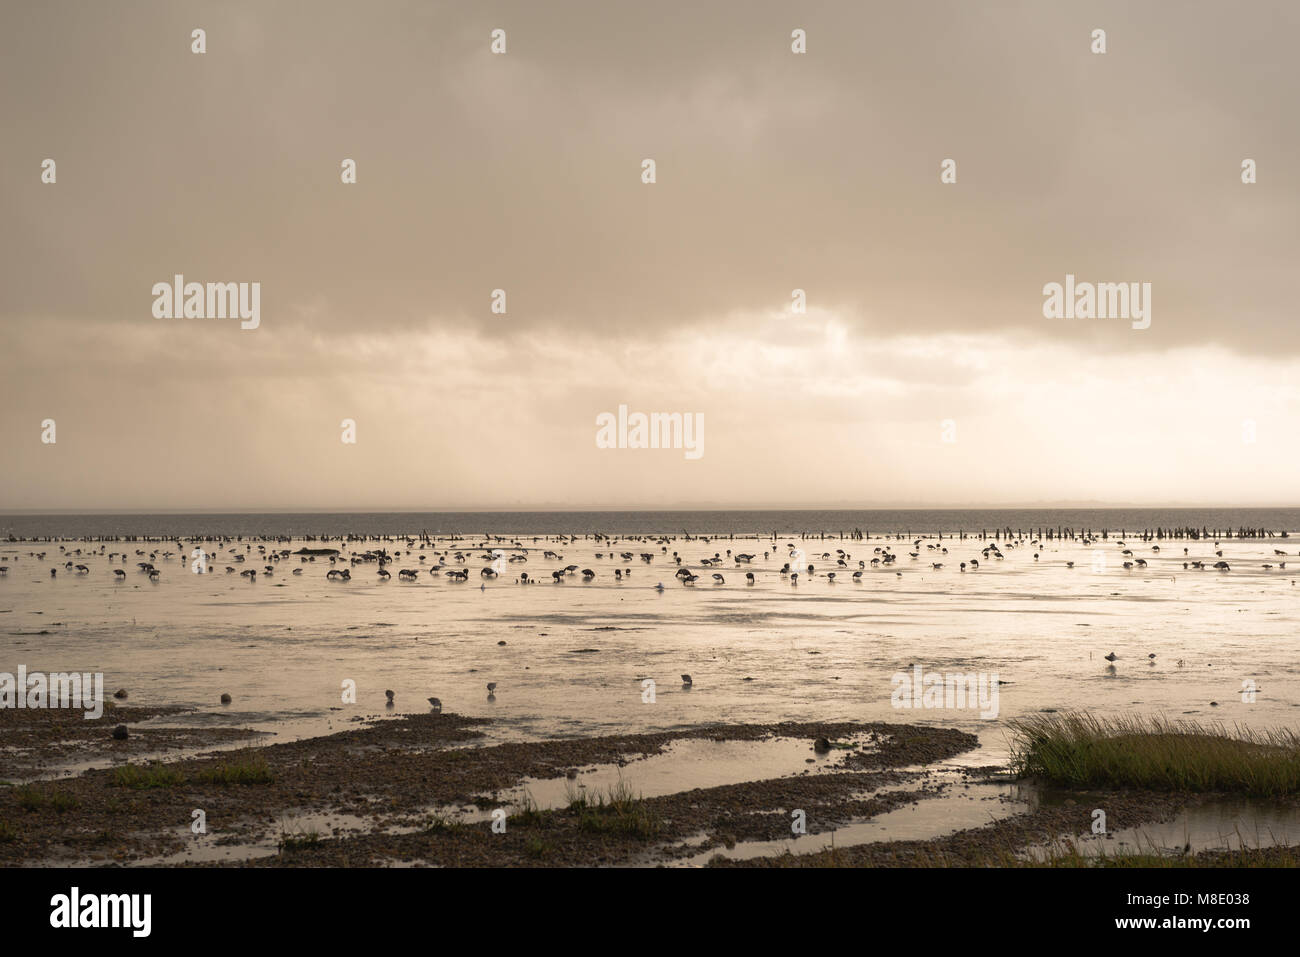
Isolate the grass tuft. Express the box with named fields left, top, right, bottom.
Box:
left=574, top=778, right=661, bottom=840
left=525, top=835, right=555, bottom=859
left=277, top=829, right=321, bottom=852
left=14, top=785, right=78, bottom=814
left=423, top=812, right=463, bottom=834
left=509, top=789, right=545, bottom=826
left=111, top=762, right=185, bottom=790
left=192, top=754, right=274, bottom=786
left=1008, top=711, right=1300, bottom=796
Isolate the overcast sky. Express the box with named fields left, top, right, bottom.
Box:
left=2, top=0, right=1297, bottom=510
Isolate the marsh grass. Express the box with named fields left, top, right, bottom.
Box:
left=423, top=812, right=463, bottom=834
left=509, top=789, right=544, bottom=826
left=111, top=762, right=185, bottom=790
left=277, top=817, right=321, bottom=852
left=525, top=835, right=555, bottom=859
left=574, top=778, right=661, bottom=840
left=278, top=830, right=321, bottom=852
left=1008, top=712, right=1300, bottom=796
left=14, top=785, right=78, bottom=814
left=192, top=754, right=274, bottom=786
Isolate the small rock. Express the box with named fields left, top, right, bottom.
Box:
left=111, top=725, right=128, bottom=740
left=113, top=689, right=128, bottom=700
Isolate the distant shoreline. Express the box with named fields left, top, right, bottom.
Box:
left=3, top=507, right=1299, bottom=540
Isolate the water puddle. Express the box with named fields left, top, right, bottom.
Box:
left=498, top=735, right=866, bottom=810
left=674, top=774, right=1027, bottom=866
left=1023, top=798, right=1300, bottom=861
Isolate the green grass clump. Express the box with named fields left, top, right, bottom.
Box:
left=277, top=829, right=321, bottom=852
left=192, top=754, right=274, bottom=785
left=1008, top=712, right=1300, bottom=796
left=423, top=813, right=463, bottom=834
left=111, top=762, right=185, bottom=790
left=508, top=790, right=545, bottom=826
left=525, top=835, right=555, bottom=859
left=575, top=779, right=661, bottom=840
left=14, top=785, right=78, bottom=814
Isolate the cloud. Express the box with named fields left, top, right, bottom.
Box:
left=3, top=312, right=1298, bottom=508
left=1, top=1, right=1296, bottom=508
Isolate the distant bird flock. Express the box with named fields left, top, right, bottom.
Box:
left=2, top=531, right=1293, bottom=591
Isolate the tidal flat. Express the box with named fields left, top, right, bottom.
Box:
left=2, top=707, right=1295, bottom=868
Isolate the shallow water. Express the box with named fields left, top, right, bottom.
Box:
left=3, top=532, right=1298, bottom=767
left=1023, top=797, right=1300, bottom=860
left=678, top=780, right=1025, bottom=866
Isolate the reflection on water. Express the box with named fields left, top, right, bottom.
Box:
left=1024, top=795, right=1300, bottom=860
left=3, top=533, right=1298, bottom=767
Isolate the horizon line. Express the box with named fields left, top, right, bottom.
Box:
left=3, top=503, right=1300, bottom=516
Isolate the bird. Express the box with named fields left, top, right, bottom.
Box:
left=486, top=682, right=497, bottom=693
left=427, top=697, right=442, bottom=713
left=385, top=690, right=395, bottom=706
left=681, top=674, right=692, bottom=687
left=1104, top=652, right=1118, bottom=662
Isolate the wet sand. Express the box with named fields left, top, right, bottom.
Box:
left=2, top=707, right=1290, bottom=867
left=0, top=705, right=266, bottom=781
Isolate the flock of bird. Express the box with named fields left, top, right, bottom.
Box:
left=3, top=532, right=1291, bottom=719
left=1, top=534, right=1291, bottom=587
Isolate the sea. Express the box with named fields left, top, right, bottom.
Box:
left=2, top=508, right=1298, bottom=770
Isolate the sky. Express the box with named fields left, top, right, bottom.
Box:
left=2, top=0, right=1298, bottom=511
